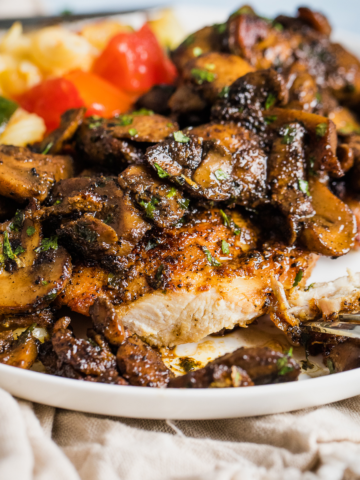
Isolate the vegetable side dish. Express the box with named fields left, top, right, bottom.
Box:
left=1, top=5, right=360, bottom=389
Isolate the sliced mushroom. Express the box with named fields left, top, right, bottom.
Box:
left=36, top=108, right=86, bottom=155
left=89, top=297, right=129, bottom=346
left=135, top=85, right=176, bottom=115
left=76, top=112, right=178, bottom=168
left=0, top=145, right=74, bottom=202
left=118, top=164, right=189, bottom=228
left=268, top=122, right=314, bottom=243
left=0, top=206, right=72, bottom=315
left=297, top=7, right=332, bottom=36
left=0, top=326, right=39, bottom=369
left=300, top=178, right=356, bottom=256
left=212, top=69, right=289, bottom=136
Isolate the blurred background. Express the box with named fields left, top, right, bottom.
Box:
left=0, top=0, right=359, bottom=34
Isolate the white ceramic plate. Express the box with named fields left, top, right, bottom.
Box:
left=1, top=7, right=360, bottom=419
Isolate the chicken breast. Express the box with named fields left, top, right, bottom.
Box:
left=58, top=208, right=317, bottom=347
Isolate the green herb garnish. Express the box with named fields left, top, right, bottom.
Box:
left=0, top=96, right=18, bottom=131
left=184, top=34, right=195, bottom=46
left=326, top=358, right=335, bottom=374
left=166, top=187, right=177, bottom=198
left=103, top=214, right=113, bottom=225
left=139, top=197, right=159, bottom=220
left=277, top=348, right=294, bottom=376
left=145, top=239, right=158, bottom=251
left=213, top=23, right=227, bottom=33
left=35, top=236, right=58, bottom=253
left=298, top=179, right=310, bottom=196
left=315, top=92, right=322, bottom=103
left=219, top=209, right=230, bottom=227
left=264, top=115, right=277, bottom=125
left=174, top=131, right=190, bottom=143
left=293, top=270, right=303, bottom=287
left=42, top=280, right=48, bottom=286
left=132, top=108, right=154, bottom=116
left=265, top=93, right=276, bottom=110
left=193, top=47, right=203, bottom=57
left=221, top=240, right=230, bottom=254
left=10, top=210, right=24, bottom=232
left=42, top=142, right=53, bottom=155
left=178, top=198, right=190, bottom=210
left=118, top=115, right=133, bottom=126
left=155, top=264, right=165, bottom=282
left=13, top=245, right=25, bottom=256
left=191, top=68, right=216, bottom=85
left=179, top=356, right=201, bottom=372
left=128, top=128, right=138, bottom=136
left=273, top=22, right=283, bottom=31
left=54, top=199, right=62, bottom=205
left=316, top=123, right=327, bottom=137
left=26, top=226, right=35, bottom=237
left=219, top=86, right=230, bottom=98
left=281, top=125, right=296, bottom=144
left=154, top=163, right=169, bottom=178
left=202, top=246, right=221, bottom=267
left=305, top=283, right=314, bottom=291
left=214, top=169, right=229, bottom=181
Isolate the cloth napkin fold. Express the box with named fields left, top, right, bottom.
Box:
left=1, top=387, right=360, bottom=480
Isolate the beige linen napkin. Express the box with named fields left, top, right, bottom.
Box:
left=1, top=387, right=360, bottom=480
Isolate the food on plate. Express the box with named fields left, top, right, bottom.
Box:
left=1, top=5, right=360, bottom=388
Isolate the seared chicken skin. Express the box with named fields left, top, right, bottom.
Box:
left=59, top=208, right=317, bottom=347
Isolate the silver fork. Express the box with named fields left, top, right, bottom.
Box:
left=304, top=314, right=360, bottom=338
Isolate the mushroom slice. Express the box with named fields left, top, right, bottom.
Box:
left=212, top=69, right=288, bottom=135
left=118, top=164, right=189, bottom=228
left=177, top=52, right=254, bottom=104
left=268, top=122, right=314, bottom=243
left=301, top=178, right=356, bottom=256
left=268, top=108, right=342, bottom=177
left=37, top=107, right=86, bottom=155
left=145, top=133, right=233, bottom=201
left=90, top=297, right=129, bottom=346
left=76, top=111, right=178, bottom=168
left=0, top=325, right=39, bottom=369
left=297, top=7, right=332, bottom=36
left=0, top=145, right=74, bottom=202
left=0, top=211, right=72, bottom=315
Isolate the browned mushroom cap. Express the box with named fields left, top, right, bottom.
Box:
left=212, top=69, right=289, bottom=135
left=180, top=52, right=254, bottom=104
left=0, top=308, right=54, bottom=330
left=297, top=7, right=332, bottom=36
left=89, top=297, right=129, bottom=346
left=189, top=123, right=267, bottom=208
left=145, top=133, right=233, bottom=201
left=116, top=335, right=172, bottom=387
left=0, top=208, right=72, bottom=315
left=0, top=145, right=74, bottom=203
left=169, top=363, right=253, bottom=388
left=267, top=108, right=342, bottom=177
left=76, top=112, right=178, bottom=168
left=118, top=164, right=189, bottom=228
left=285, top=64, right=318, bottom=112
left=268, top=122, right=314, bottom=243
left=0, top=326, right=39, bottom=369
left=301, top=178, right=356, bottom=256
left=36, top=107, right=86, bottom=155
left=171, top=25, right=222, bottom=73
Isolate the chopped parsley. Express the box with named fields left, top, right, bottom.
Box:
left=293, top=270, right=303, bottom=287
left=139, top=197, right=159, bottom=220
left=191, top=68, right=216, bottom=85
left=305, top=283, right=315, bottom=291
left=213, top=23, right=227, bottom=33
left=41, top=142, right=53, bottom=155
left=54, top=199, right=62, bottom=205
left=281, top=125, right=297, bottom=145
left=26, top=226, right=35, bottom=237
left=88, top=117, right=103, bottom=129
left=103, top=214, right=113, bottom=225
left=154, top=163, right=169, bottom=178
left=155, top=264, right=165, bottom=282
left=219, top=209, right=230, bottom=227
left=44, top=291, right=57, bottom=302
left=167, top=123, right=174, bottom=128
left=205, top=63, right=215, bottom=70
left=219, top=210, right=240, bottom=235
left=35, top=236, right=58, bottom=253
left=202, top=246, right=221, bottom=267
left=132, top=108, right=154, bottom=116
left=298, top=179, right=310, bottom=196
left=3, top=232, right=23, bottom=260
left=0, top=96, right=18, bottom=130
left=178, top=198, right=190, bottom=210
left=221, top=240, right=230, bottom=254
left=118, top=115, right=133, bottom=126
left=277, top=347, right=294, bottom=376
left=264, top=115, right=277, bottom=125
left=273, top=22, right=283, bottom=31
left=326, top=358, right=335, bottom=374
left=42, top=280, right=49, bottom=286
left=316, top=122, right=327, bottom=137
left=166, top=187, right=177, bottom=198
left=193, top=47, right=203, bottom=57
left=214, top=169, right=229, bottom=181
left=179, top=357, right=201, bottom=372
left=145, top=239, right=158, bottom=251
left=184, top=34, right=195, bottom=46
left=13, top=245, right=25, bottom=256
left=219, top=86, right=230, bottom=98
left=265, top=93, right=276, bottom=110
left=10, top=210, right=24, bottom=232
left=128, top=128, right=138, bottom=136
left=174, top=131, right=190, bottom=143
left=315, top=92, right=322, bottom=103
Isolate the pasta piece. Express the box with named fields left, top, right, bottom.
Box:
left=0, top=108, right=45, bottom=146
left=147, top=8, right=185, bottom=49
left=0, top=56, right=42, bottom=97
